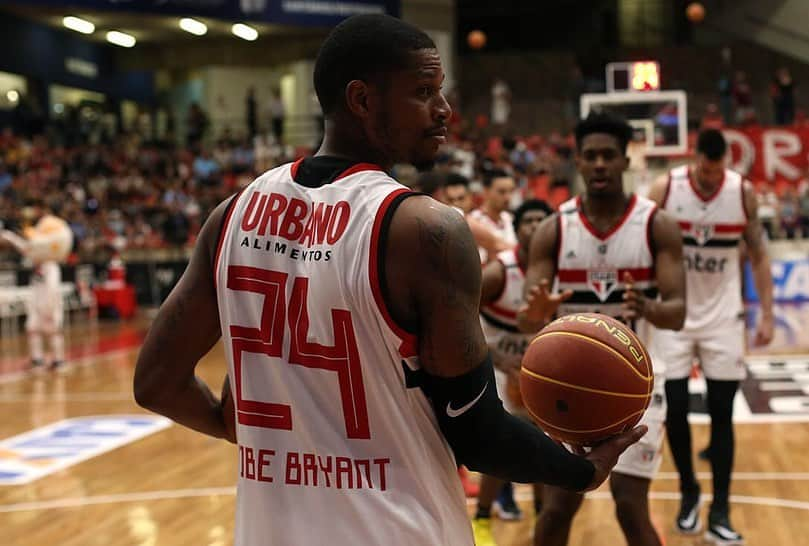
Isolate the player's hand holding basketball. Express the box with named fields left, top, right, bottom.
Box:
left=581, top=425, right=648, bottom=491
left=621, top=271, right=645, bottom=320
left=520, top=279, right=573, bottom=325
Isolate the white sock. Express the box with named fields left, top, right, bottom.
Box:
left=49, top=333, right=65, bottom=363
left=28, top=332, right=44, bottom=362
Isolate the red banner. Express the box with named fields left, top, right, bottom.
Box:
left=724, top=126, right=809, bottom=188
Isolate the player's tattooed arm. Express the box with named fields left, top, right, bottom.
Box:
left=624, top=209, right=685, bottom=330
left=134, top=198, right=231, bottom=440
left=385, top=196, right=488, bottom=377
left=742, top=180, right=775, bottom=346
left=517, top=214, right=570, bottom=333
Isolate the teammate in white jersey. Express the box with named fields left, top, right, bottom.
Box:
left=469, top=169, right=518, bottom=263
left=519, top=113, right=686, bottom=546
left=134, top=15, right=645, bottom=546
left=648, top=129, right=774, bottom=544
left=1, top=203, right=73, bottom=371
left=473, top=199, right=552, bottom=544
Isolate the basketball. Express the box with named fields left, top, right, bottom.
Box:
left=686, top=2, right=705, bottom=23
left=221, top=374, right=237, bottom=443
left=467, top=29, right=486, bottom=50
left=519, top=313, right=653, bottom=446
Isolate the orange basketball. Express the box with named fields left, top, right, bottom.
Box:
left=467, top=30, right=486, bottom=50
left=519, top=313, right=653, bottom=446
left=686, top=2, right=705, bottom=23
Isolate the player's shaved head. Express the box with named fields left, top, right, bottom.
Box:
left=313, top=14, right=437, bottom=116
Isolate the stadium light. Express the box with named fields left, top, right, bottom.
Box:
left=179, top=17, right=207, bottom=36
left=232, top=23, right=258, bottom=41
left=106, top=30, right=136, bottom=48
left=63, top=16, right=95, bottom=35
left=6, top=90, right=19, bottom=103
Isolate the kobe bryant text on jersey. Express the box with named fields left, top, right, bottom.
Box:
left=238, top=444, right=391, bottom=491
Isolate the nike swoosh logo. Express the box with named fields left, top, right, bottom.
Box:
left=446, top=382, right=488, bottom=418
left=682, top=506, right=698, bottom=528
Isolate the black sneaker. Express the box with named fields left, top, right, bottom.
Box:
left=705, top=511, right=744, bottom=545
left=30, top=359, right=46, bottom=373
left=494, top=485, right=523, bottom=521
left=675, top=485, right=701, bottom=534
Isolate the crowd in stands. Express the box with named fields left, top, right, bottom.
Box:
left=2, top=104, right=809, bottom=268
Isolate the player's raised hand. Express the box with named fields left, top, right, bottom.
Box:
left=621, top=271, right=646, bottom=320
left=582, top=425, right=648, bottom=491
left=520, top=279, right=573, bottom=325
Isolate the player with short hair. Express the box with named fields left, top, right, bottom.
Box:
left=469, top=169, right=518, bottom=263
left=444, top=172, right=474, bottom=214
left=472, top=199, right=553, bottom=544
left=648, top=128, right=774, bottom=545
left=134, top=15, right=645, bottom=546
left=519, top=112, right=686, bottom=546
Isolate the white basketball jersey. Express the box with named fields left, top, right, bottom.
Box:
left=480, top=248, right=533, bottom=365
left=663, top=165, right=747, bottom=331
left=215, top=160, right=472, bottom=546
left=556, top=195, right=662, bottom=373
left=468, top=208, right=517, bottom=263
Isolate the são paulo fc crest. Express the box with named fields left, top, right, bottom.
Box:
left=587, top=268, right=619, bottom=302
left=691, top=223, right=715, bottom=246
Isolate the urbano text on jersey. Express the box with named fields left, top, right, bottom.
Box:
left=239, top=236, right=333, bottom=262
left=240, top=191, right=351, bottom=247
left=239, top=444, right=391, bottom=491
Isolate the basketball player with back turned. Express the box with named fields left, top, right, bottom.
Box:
left=134, top=15, right=645, bottom=546
left=518, top=112, right=686, bottom=546
left=648, top=128, right=774, bottom=545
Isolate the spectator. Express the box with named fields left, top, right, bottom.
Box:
left=186, top=102, right=209, bottom=148
left=771, top=67, right=796, bottom=126
left=491, top=78, right=512, bottom=128
left=246, top=87, right=258, bottom=139
left=732, top=71, right=756, bottom=125
left=192, top=149, right=221, bottom=187
left=780, top=188, right=799, bottom=239
left=268, top=87, right=285, bottom=145
left=757, top=186, right=779, bottom=240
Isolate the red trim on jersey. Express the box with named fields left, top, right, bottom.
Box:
left=485, top=302, right=518, bottom=319
left=557, top=267, right=654, bottom=283
left=662, top=173, right=672, bottom=209
left=213, top=190, right=244, bottom=288
left=677, top=221, right=746, bottom=233
left=369, top=188, right=418, bottom=357
left=688, top=166, right=725, bottom=203
left=290, top=158, right=303, bottom=179
left=335, top=162, right=384, bottom=182
left=576, top=194, right=637, bottom=241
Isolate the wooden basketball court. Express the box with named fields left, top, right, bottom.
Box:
left=2, top=308, right=808, bottom=546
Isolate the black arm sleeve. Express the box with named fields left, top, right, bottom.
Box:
left=421, top=354, right=595, bottom=491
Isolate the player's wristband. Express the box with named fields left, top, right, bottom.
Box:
left=421, top=354, right=595, bottom=491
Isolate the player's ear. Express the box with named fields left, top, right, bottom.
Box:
left=345, top=80, right=371, bottom=119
